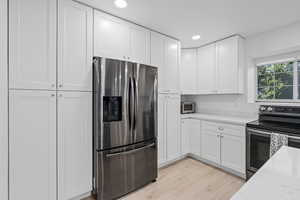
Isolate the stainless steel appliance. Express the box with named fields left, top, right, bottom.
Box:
left=246, top=105, right=300, bottom=180
left=181, top=102, right=196, bottom=114
left=93, top=57, right=158, bottom=200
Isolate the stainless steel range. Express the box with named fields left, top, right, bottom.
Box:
left=92, top=57, right=158, bottom=200
left=246, top=105, right=300, bottom=180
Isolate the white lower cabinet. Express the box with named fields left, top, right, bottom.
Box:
left=221, top=134, right=245, bottom=173
left=181, top=118, right=201, bottom=156
left=9, top=90, right=57, bottom=200
left=58, top=92, right=92, bottom=200
left=158, top=94, right=181, bottom=166
left=182, top=118, right=246, bottom=175
left=201, top=129, right=221, bottom=164
left=9, top=90, right=92, bottom=200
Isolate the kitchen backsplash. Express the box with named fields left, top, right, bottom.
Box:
left=182, top=94, right=259, bottom=118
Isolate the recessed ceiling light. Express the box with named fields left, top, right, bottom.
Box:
left=114, top=0, right=128, bottom=8
left=192, top=35, right=201, bottom=40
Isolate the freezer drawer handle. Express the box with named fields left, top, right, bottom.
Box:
left=106, top=143, right=155, bottom=158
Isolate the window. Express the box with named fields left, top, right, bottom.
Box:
left=256, top=59, right=300, bottom=101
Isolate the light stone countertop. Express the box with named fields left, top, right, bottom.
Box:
left=231, top=146, right=300, bottom=200
left=181, top=113, right=257, bottom=126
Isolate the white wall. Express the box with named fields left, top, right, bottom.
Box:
left=0, top=0, right=8, bottom=199
left=183, top=21, right=300, bottom=117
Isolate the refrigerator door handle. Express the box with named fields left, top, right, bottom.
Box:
left=128, top=77, right=132, bottom=131
left=106, top=143, right=155, bottom=158
left=133, top=77, right=138, bottom=133
left=129, top=77, right=135, bottom=133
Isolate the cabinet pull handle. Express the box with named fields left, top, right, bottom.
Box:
left=51, top=84, right=55, bottom=87
left=51, top=94, right=55, bottom=97
left=59, top=84, right=63, bottom=88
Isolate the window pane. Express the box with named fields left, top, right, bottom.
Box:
left=257, top=64, right=273, bottom=75
left=258, top=73, right=274, bottom=88
left=274, top=62, right=293, bottom=73
left=257, top=61, right=295, bottom=101
left=275, top=85, right=293, bottom=99
left=257, top=87, right=275, bottom=100
left=275, top=71, right=293, bottom=86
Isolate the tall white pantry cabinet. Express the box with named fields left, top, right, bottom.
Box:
left=151, top=32, right=182, bottom=166
left=9, top=0, right=92, bottom=200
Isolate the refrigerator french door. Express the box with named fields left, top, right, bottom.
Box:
left=93, top=57, right=158, bottom=200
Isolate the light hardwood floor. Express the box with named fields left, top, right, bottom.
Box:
left=84, top=158, right=244, bottom=200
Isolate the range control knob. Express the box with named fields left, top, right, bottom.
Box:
left=267, top=107, right=273, bottom=112
left=260, top=106, right=266, bottom=111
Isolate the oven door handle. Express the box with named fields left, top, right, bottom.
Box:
left=247, top=128, right=272, bottom=136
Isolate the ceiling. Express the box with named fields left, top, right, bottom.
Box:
left=80, top=0, right=300, bottom=48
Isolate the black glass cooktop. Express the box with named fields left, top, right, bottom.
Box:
left=247, top=120, right=300, bottom=135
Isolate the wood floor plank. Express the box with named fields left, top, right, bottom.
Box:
left=84, top=158, right=244, bottom=200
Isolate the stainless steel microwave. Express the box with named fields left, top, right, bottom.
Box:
left=181, top=102, right=196, bottom=114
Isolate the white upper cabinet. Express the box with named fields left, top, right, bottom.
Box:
left=150, top=32, right=165, bottom=92
left=180, top=49, right=197, bottom=94
left=9, top=90, right=56, bottom=200
left=163, top=38, right=180, bottom=93
left=94, top=10, right=150, bottom=64
left=197, top=43, right=217, bottom=94
left=58, top=92, right=92, bottom=200
left=179, top=35, right=244, bottom=95
left=94, top=11, right=130, bottom=60
left=58, top=0, right=93, bottom=91
left=216, top=36, right=244, bottom=94
left=150, top=32, right=180, bottom=93
left=150, top=32, right=164, bottom=69
left=9, top=0, right=56, bottom=90
left=129, top=25, right=150, bottom=65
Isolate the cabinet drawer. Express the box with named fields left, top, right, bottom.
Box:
left=202, top=121, right=245, bottom=138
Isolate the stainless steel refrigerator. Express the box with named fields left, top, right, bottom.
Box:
left=93, top=57, right=158, bottom=200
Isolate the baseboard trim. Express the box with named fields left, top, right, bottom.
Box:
left=187, top=154, right=246, bottom=179
left=158, top=154, right=188, bottom=169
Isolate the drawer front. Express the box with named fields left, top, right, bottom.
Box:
left=202, top=120, right=245, bottom=138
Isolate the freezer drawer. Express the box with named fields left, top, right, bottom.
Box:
left=96, top=141, right=157, bottom=200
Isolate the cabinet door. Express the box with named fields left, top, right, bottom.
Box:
left=58, top=0, right=93, bottom=91
left=150, top=32, right=165, bottom=92
left=189, top=119, right=201, bottom=156
left=201, top=129, right=220, bottom=164
left=216, top=36, right=238, bottom=93
left=164, top=38, right=180, bottom=93
left=94, top=11, right=130, bottom=60
left=9, top=90, right=56, bottom=200
left=9, top=0, right=56, bottom=90
left=197, top=43, right=216, bottom=94
left=58, top=92, right=92, bottom=200
left=221, top=134, right=245, bottom=174
left=158, top=94, right=166, bottom=165
left=166, top=95, right=181, bottom=161
left=181, top=49, right=197, bottom=94
left=129, top=25, right=150, bottom=65
left=180, top=119, right=190, bottom=155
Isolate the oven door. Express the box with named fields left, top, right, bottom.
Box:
left=246, top=128, right=271, bottom=173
